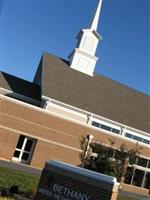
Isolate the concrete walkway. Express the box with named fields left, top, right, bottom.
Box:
left=119, top=190, right=150, bottom=200
left=0, top=160, right=41, bottom=176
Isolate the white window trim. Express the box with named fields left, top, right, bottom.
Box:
left=90, top=118, right=121, bottom=131
left=125, top=129, right=150, bottom=141
left=12, top=135, right=36, bottom=164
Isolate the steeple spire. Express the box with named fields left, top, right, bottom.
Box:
left=91, top=0, right=103, bottom=31
left=68, top=0, right=103, bottom=76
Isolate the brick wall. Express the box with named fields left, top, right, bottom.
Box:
left=1, top=95, right=150, bottom=168
left=121, top=183, right=149, bottom=195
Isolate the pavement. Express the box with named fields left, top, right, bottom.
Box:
left=0, top=160, right=41, bottom=176
left=118, top=190, right=150, bottom=200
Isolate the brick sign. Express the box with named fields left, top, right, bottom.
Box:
left=34, top=160, right=119, bottom=200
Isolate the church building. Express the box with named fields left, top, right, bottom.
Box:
left=1, top=0, right=150, bottom=194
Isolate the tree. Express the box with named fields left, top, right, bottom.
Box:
left=80, top=136, right=141, bottom=183
left=80, top=135, right=93, bottom=168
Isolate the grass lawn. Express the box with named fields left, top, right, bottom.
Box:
left=0, top=166, right=39, bottom=196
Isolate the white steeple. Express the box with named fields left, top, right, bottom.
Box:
left=69, top=0, right=103, bottom=76
left=91, top=0, right=102, bottom=31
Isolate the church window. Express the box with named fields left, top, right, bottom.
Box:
left=92, top=121, right=100, bottom=128
left=111, top=128, right=120, bottom=134
left=91, top=120, right=120, bottom=134
left=125, top=132, right=150, bottom=145
left=137, top=157, right=148, bottom=168
left=143, top=139, right=150, bottom=144
left=133, top=135, right=142, bottom=142
left=125, top=133, right=133, bottom=139
left=12, top=135, right=37, bottom=165
left=101, top=124, right=111, bottom=131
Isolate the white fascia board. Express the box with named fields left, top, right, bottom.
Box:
left=42, top=95, right=150, bottom=139
left=125, top=129, right=150, bottom=141
left=118, top=135, right=150, bottom=149
left=42, top=96, right=91, bottom=116
left=1, top=94, right=91, bottom=129
left=92, top=114, right=150, bottom=139
left=47, top=101, right=87, bottom=119
left=91, top=114, right=124, bottom=130
left=90, top=117, right=121, bottom=130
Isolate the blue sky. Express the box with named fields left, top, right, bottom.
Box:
left=0, top=0, right=149, bottom=95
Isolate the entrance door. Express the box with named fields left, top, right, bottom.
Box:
left=13, top=135, right=36, bottom=164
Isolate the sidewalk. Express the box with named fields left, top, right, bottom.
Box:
left=0, top=160, right=41, bottom=176
left=118, top=190, right=150, bottom=200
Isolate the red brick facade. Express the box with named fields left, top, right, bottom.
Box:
left=1, top=95, right=150, bottom=167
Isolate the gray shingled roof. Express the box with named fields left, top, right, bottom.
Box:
left=1, top=72, right=41, bottom=103
left=34, top=53, right=150, bottom=133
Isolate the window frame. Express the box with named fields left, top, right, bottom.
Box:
left=12, top=135, right=37, bottom=164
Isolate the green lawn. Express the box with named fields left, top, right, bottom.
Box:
left=0, top=166, right=39, bottom=196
